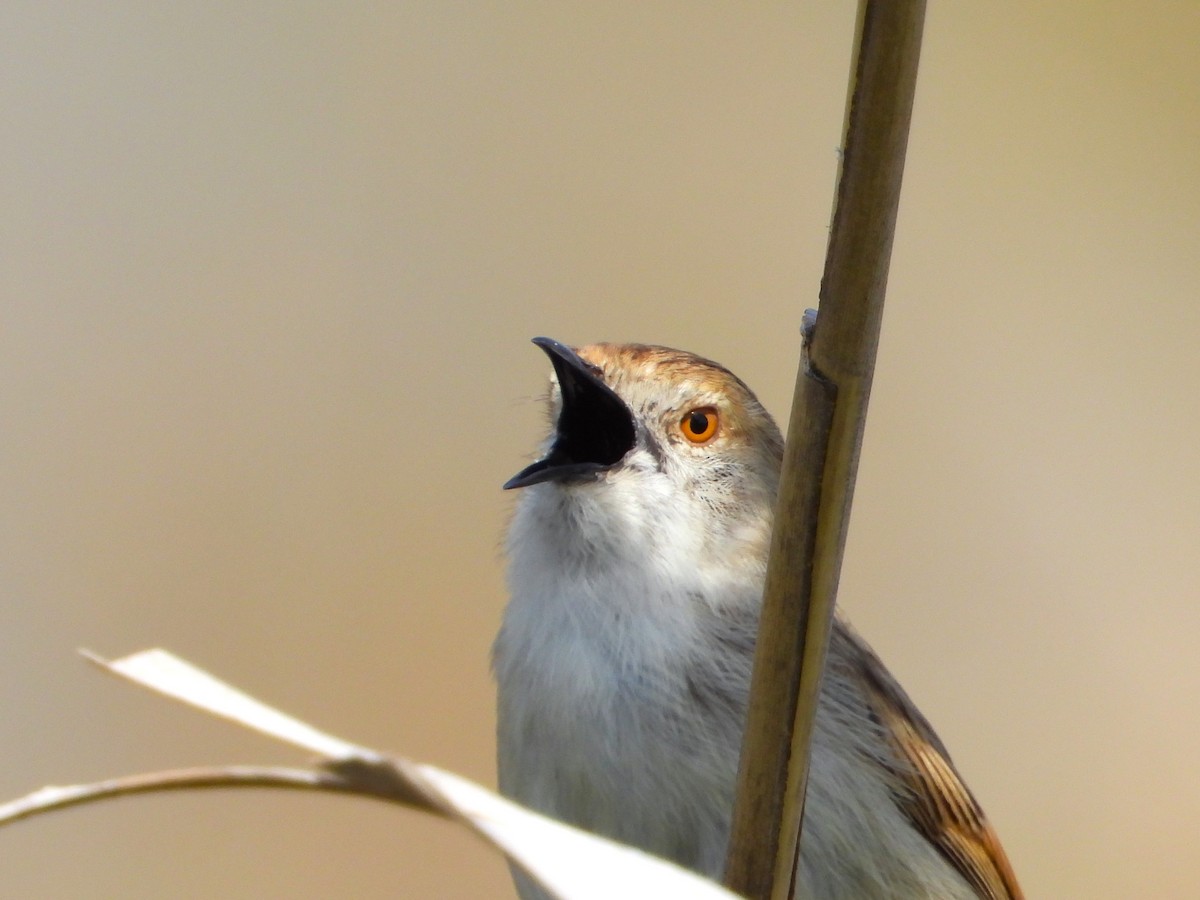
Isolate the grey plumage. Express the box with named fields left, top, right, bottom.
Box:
left=495, top=340, right=1022, bottom=899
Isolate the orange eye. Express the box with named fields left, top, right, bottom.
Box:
left=680, top=407, right=719, bottom=443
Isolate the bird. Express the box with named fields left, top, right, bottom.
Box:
left=493, top=337, right=1023, bottom=900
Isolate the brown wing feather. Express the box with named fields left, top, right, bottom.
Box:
left=838, top=623, right=1025, bottom=900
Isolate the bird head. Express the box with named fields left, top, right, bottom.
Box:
left=505, top=338, right=784, bottom=571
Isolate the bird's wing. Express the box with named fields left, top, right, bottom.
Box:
left=842, top=626, right=1025, bottom=900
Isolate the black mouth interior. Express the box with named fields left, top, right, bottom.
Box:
left=503, top=337, right=636, bottom=490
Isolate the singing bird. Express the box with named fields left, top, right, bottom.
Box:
left=494, top=337, right=1023, bottom=900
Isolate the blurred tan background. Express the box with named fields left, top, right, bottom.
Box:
left=3, top=2, right=1198, bottom=897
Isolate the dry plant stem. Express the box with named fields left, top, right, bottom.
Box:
left=1, top=647, right=749, bottom=900
left=723, top=2, right=927, bottom=899
left=0, top=764, right=441, bottom=828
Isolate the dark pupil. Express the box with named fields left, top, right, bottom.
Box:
left=689, top=411, right=709, bottom=433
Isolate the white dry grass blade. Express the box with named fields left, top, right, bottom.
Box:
left=427, top=766, right=742, bottom=900
left=86, top=649, right=742, bottom=900
left=87, top=648, right=372, bottom=760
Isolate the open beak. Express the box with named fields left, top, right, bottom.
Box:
left=503, top=337, right=636, bottom=490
